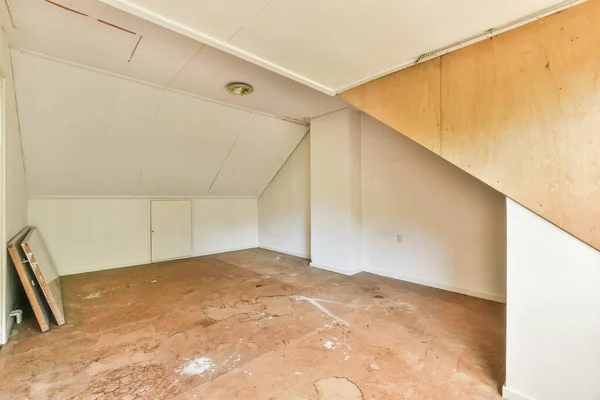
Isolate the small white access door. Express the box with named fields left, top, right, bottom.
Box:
left=151, top=200, right=192, bottom=262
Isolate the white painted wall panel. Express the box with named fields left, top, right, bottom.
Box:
left=135, top=91, right=249, bottom=196
left=259, top=135, right=310, bottom=258
left=27, top=199, right=150, bottom=275
left=505, top=199, right=600, bottom=400
left=192, top=199, right=258, bottom=256
left=310, top=109, right=362, bottom=274
left=151, top=200, right=192, bottom=261
left=209, top=114, right=307, bottom=197
left=13, top=51, right=162, bottom=197
left=1, top=29, right=28, bottom=344
left=361, top=115, right=506, bottom=302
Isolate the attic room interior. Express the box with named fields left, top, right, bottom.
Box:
left=0, top=0, right=598, bottom=399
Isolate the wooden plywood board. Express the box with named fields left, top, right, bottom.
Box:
left=7, top=227, right=51, bottom=332
left=340, top=58, right=441, bottom=154
left=341, top=0, right=600, bottom=250
left=440, top=0, right=600, bottom=250
left=21, top=227, right=65, bottom=326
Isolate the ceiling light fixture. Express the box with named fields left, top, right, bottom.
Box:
left=226, top=82, right=254, bottom=96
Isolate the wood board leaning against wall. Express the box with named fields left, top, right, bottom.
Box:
left=7, top=227, right=51, bottom=332
left=340, top=0, right=600, bottom=251
left=21, top=227, right=66, bottom=326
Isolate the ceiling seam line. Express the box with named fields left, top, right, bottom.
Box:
left=256, top=127, right=309, bottom=199
left=8, top=46, right=29, bottom=200
left=226, top=0, right=277, bottom=42
left=205, top=112, right=252, bottom=196
left=17, top=49, right=309, bottom=126
left=164, top=44, right=205, bottom=88
left=132, top=88, right=166, bottom=196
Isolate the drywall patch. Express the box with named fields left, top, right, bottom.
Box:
left=314, top=377, right=364, bottom=400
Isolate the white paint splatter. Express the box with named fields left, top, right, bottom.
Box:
left=150, top=279, right=158, bottom=283
left=290, top=296, right=350, bottom=327
left=295, top=372, right=302, bottom=375
left=85, top=292, right=102, bottom=299
left=323, top=341, right=335, bottom=350
left=175, top=357, right=215, bottom=376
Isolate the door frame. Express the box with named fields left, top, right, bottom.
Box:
left=0, top=78, right=7, bottom=344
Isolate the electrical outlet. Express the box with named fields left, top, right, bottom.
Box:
left=397, top=234, right=403, bottom=243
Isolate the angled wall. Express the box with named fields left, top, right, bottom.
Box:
left=505, top=199, right=600, bottom=400
left=310, top=109, right=362, bottom=274
left=341, top=0, right=600, bottom=251
left=258, top=134, right=311, bottom=259
left=362, top=114, right=506, bottom=302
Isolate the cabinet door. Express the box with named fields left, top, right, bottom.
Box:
left=151, top=200, right=192, bottom=262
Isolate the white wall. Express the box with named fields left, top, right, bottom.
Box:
left=310, top=109, right=362, bottom=274
left=504, top=199, right=600, bottom=400
left=1, top=29, right=28, bottom=343
left=258, top=134, right=310, bottom=258
left=193, top=199, right=258, bottom=256
left=361, top=115, right=506, bottom=301
left=28, top=199, right=150, bottom=275
left=27, top=198, right=259, bottom=275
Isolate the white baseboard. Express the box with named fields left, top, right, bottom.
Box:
left=194, top=245, right=258, bottom=257
left=58, top=246, right=257, bottom=276
left=363, top=267, right=506, bottom=303
left=258, top=245, right=310, bottom=260
left=59, top=259, right=151, bottom=276
left=502, top=386, right=533, bottom=400
left=309, top=262, right=362, bottom=276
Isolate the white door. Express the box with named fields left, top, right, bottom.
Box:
left=151, top=200, right=192, bottom=262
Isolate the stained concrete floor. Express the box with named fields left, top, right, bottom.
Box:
left=0, top=248, right=505, bottom=400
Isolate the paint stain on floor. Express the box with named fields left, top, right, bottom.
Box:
left=0, top=248, right=505, bottom=400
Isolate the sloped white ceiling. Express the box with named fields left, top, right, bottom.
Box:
left=97, top=0, right=584, bottom=93
left=135, top=91, right=250, bottom=197
left=2, top=0, right=345, bottom=120
left=209, top=114, right=307, bottom=196
left=13, top=51, right=307, bottom=198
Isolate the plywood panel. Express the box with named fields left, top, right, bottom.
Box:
left=341, top=0, right=600, bottom=250
left=7, top=227, right=51, bottom=332
left=441, top=0, right=600, bottom=250
left=21, top=227, right=65, bottom=326
left=340, top=58, right=441, bottom=154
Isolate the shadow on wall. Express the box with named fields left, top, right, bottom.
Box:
left=359, top=113, right=508, bottom=389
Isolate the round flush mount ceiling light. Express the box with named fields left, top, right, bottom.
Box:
left=226, top=82, right=254, bottom=96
